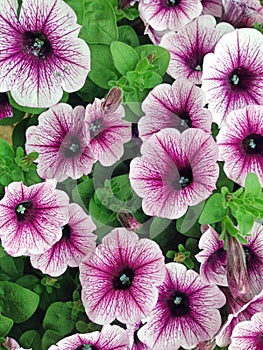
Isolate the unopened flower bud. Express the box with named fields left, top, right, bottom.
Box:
left=102, top=87, right=123, bottom=114
left=117, top=210, right=142, bottom=231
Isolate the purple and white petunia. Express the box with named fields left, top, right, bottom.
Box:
left=30, top=203, right=97, bottom=277
left=79, top=228, right=166, bottom=325
left=202, top=28, right=263, bottom=126
left=160, top=15, right=233, bottom=85
left=84, top=89, right=131, bottom=166
left=0, top=180, right=68, bottom=257
left=138, top=79, right=212, bottom=139
left=216, top=289, right=263, bottom=347
left=221, top=0, right=263, bottom=28
left=195, top=225, right=228, bottom=286
left=0, top=93, right=12, bottom=120
left=137, top=263, right=226, bottom=349
left=127, top=322, right=151, bottom=350
left=216, top=105, right=263, bottom=186
left=130, top=128, right=219, bottom=219
left=201, top=0, right=222, bottom=16
left=0, top=0, right=90, bottom=108
left=48, top=325, right=129, bottom=350
left=26, top=103, right=95, bottom=182
left=229, top=311, right=263, bottom=350
left=138, top=0, right=203, bottom=32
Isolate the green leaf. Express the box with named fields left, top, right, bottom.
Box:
left=244, top=172, right=262, bottom=198
left=142, top=71, right=162, bottom=89
left=0, top=138, right=14, bottom=159
left=118, top=25, right=140, bottom=48
left=66, top=0, right=118, bottom=45
left=0, top=314, right=13, bottom=337
left=19, top=330, right=41, bottom=350
left=234, top=208, right=254, bottom=235
left=135, top=45, right=170, bottom=76
left=43, top=302, right=74, bottom=336
left=0, top=281, right=39, bottom=323
left=111, top=174, right=133, bottom=202
left=89, top=44, right=119, bottom=89
left=150, top=217, right=172, bottom=239
left=110, top=41, right=139, bottom=75
left=23, top=167, right=43, bottom=186
left=0, top=107, right=24, bottom=126
left=89, top=198, right=116, bottom=224
left=216, top=162, right=234, bottom=192
left=199, top=193, right=228, bottom=224
left=8, top=93, right=46, bottom=115
left=0, top=253, right=24, bottom=280
left=176, top=202, right=204, bottom=237
left=42, top=330, right=61, bottom=350
left=72, top=178, right=95, bottom=211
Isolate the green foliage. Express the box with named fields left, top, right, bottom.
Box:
left=118, top=26, right=140, bottom=47
left=19, top=330, right=41, bottom=350
left=111, top=41, right=139, bottom=75
left=0, top=314, right=13, bottom=337
left=43, top=302, right=74, bottom=336
left=0, top=281, right=39, bottom=323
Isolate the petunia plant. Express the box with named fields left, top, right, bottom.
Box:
left=0, top=0, right=262, bottom=349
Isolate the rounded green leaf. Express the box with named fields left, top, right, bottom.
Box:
left=43, top=302, right=74, bottom=336
left=135, top=45, right=170, bottom=76
left=199, top=193, right=228, bottom=224
left=110, top=41, right=139, bottom=75
left=0, top=138, right=14, bottom=159
left=0, top=281, right=40, bottom=323
left=0, top=314, right=13, bottom=337
left=244, top=172, right=262, bottom=197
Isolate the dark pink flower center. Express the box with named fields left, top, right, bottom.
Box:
left=176, top=111, right=192, bottom=129
left=167, top=291, right=190, bottom=317
left=113, top=267, right=134, bottom=290
left=242, top=134, right=263, bottom=155
left=171, top=165, right=193, bottom=190
left=22, top=31, right=52, bottom=59
left=75, top=345, right=99, bottom=350
left=61, top=135, right=82, bottom=158
left=228, top=67, right=253, bottom=90
left=62, top=224, right=71, bottom=240
left=0, top=93, right=9, bottom=109
left=256, top=333, right=263, bottom=347
left=15, top=201, right=33, bottom=222
left=165, top=0, right=180, bottom=7
left=89, top=119, right=103, bottom=139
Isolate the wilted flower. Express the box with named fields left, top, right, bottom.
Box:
left=138, top=0, right=202, bottom=32
left=216, top=289, right=263, bottom=347
left=85, top=88, right=131, bottom=166
left=79, top=228, right=165, bottom=325
left=202, top=28, right=263, bottom=126
left=217, top=104, right=263, bottom=186
left=0, top=180, right=68, bottom=256
left=229, top=311, right=263, bottom=350
left=138, top=79, right=212, bottom=140
left=48, top=325, right=129, bottom=350
left=195, top=225, right=228, bottom=286
left=137, top=263, right=226, bottom=349
left=201, top=0, right=222, bottom=16
left=0, top=93, right=12, bottom=120
left=160, top=15, right=233, bottom=84
left=221, top=0, right=263, bottom=28
left=26, top=103, right=95, bottom=182
left=130, top=128, right=219, bottom=219
left=30, top=203, right=97, bottom=277
left=0, top=0, right=90, bottom=108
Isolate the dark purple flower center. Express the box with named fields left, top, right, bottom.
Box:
left=89, top=119, right=103, bottom=139
left=228, top=67, right=253, bottom=90
left=113, top=267, right=134, bottom=290
left=62, top=224, right=71, bottom=240
left=176, top=111, right=192, bottom=129
left=171, top=165, right=193, bottom=190
left=22, top=31, right=52, bottom=59
left=167, top=291, right=190, bottom=317
left=165, top=0, right=180, bottom=7
left=15, top=201, right=33, bottom=222
left=0, top=93, right=9, bottom=108
left=61, top=135, right=82, bottom=158
left=75, top=345, right=99, bottom=350
left=255, top=333, right=263, bottom=348
left=242, top=134, right=263, bottom=155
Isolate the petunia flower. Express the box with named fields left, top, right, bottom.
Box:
left=79, top=228, right=166, bottom=325
left=138, top=0, right=203, bottom=32
left=216, top=105, right=263, bottom=186
left=0, top=93, right=12, bottom=120
left=138, top=79, right=212, bottom=140
left=160, top=15, right=234, bottom=85
left=4, top=337, right=31, bottom=350
left=129, top=128, right=219, bottom=219
left=48, top=325, right=129, bottom=350
left=221, top=0, right=263, bottom=28
left=84, top=88, right=131, bottom=166
left=30, top=203, right=97, bottom=277
left=0, top=180, right=69, bottom=257
left=229, top=311, right=263, bottom=350
left=0, top=0, right=90, bottom=108
left=195, top=225, right=228, bottom=286
left=127, top=322, right=151, bottom=350
left=26, top=103, right=95, bottom=182
left=202, top=28, right=263, bottom=126
left=201, top=0, right=222, bottom=16
left=216, top=289, right=263, bottom=347
left=137, top=263, right=226, bottom=349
